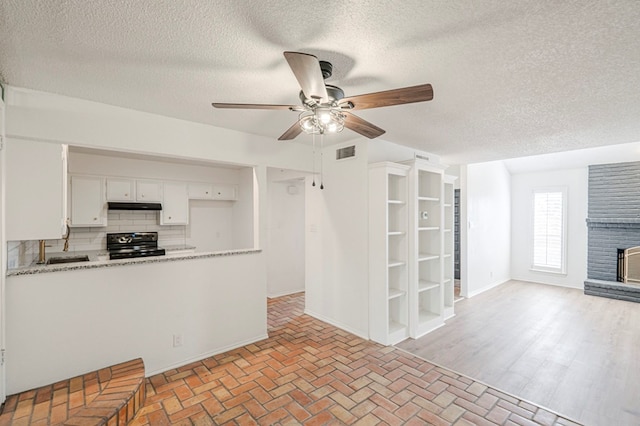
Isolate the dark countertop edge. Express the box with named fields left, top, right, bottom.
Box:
left=6, top=248, right=262, bottom=277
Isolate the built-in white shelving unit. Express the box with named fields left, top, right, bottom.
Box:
left=369, top=162, right=411, bottom=345
left=408, top=160, right=446, bottom=338
left=369, top=159, right=457, bottom=345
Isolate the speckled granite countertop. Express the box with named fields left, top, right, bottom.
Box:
left=7, top=248, right=261, bottom=276
left=163, top=245, right=197, bottom=252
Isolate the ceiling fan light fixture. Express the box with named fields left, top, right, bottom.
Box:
left=317, top=108, right=332, bottom=124
left=298, top=108, right=345, bottom=135
left=212, top=52, right=432, bottom=141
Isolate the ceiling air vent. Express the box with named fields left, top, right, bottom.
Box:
left=336, top=145, right=356, bottom=160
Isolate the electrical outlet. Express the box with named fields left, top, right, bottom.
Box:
left=173, top=334, right=183, bottom=347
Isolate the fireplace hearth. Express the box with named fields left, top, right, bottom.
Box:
left=585, top=278, right=640, bottom=303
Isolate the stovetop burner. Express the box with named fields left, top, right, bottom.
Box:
left=106, top=232, right=165, bottom=260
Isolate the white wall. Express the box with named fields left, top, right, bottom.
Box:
left=510, top=168, right=588, bottom=288
left=231, top=167, right=256, bottom=249
left=187, top=200, right=234, bottom=251
left=5, top=254, right=266, bottom=394
left=266, top=174, right=305, bottom=297
left=69, top=151, right=243, bottom=183
left=462, top=161, right=512, bottom=297
left=5, top=87, right=313, bottom=171
left=0, top=93, right=7, bottom=401
left=305, top=140, right=370, bottom=338
left=367, top=138, right=443, bottom=165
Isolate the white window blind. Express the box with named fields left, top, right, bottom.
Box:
left=532, top=190, right=566, bottom=273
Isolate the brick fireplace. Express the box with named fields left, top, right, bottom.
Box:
left=584, top=161, right=640, bottom=303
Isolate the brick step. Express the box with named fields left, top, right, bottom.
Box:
left=0, top=358, right=145, bottom=425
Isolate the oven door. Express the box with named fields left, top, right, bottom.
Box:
left=109, top=248, right=166, bottom=260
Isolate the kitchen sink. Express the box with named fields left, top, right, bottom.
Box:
left=46, top=255, right=90, bottom=265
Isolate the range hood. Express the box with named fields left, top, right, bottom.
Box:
left=107, top=202, right=162, bottom=211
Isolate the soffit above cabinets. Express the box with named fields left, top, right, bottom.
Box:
left=68, top=146, right=246, bottom=170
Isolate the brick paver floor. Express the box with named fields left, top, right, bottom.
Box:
left=129, top=292, right=581, bottom=425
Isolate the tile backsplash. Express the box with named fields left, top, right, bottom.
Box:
left=8, top=210, right=187, bottom=268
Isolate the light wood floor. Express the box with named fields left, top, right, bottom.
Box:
left=397, top=280, right=640, bottom=426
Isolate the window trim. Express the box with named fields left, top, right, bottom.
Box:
left=530, top=186, right=568, bottom=275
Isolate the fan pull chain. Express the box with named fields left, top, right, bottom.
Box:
left=311, top=132, right=316, bottom=187
left=320, top=133, right=325, bottom=190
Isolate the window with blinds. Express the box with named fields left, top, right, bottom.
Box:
left=532, top=189, right=567, bottom=274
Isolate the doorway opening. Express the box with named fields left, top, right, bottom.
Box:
left=266, top=168, right=309, bottom=299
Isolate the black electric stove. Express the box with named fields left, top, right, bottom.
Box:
left=106, top=232, right=166, bottom=260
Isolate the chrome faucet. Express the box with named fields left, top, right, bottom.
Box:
left=63, top=221, right=71, bottom=252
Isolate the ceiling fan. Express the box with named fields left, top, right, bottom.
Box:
left=212, top=51, right=433, bottom=141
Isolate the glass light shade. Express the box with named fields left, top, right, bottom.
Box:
left=298, top=108, right=345, bottom=135
left=318, top=109, right=332, bottom=124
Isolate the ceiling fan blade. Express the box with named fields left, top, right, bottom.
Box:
left=278, top=121, right=303, bottom=141
left=212, top=102, right=297, bottom=110
left=283, top=51, right=329, bottom=103
left=341, top=83, right=433, bottom=110
left=343, top=112, right=386, bottom=139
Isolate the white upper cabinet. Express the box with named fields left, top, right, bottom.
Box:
left=136, top=180, right=163, bottom=202
left=5, top=139, right=68, bottom=240
left=70, top=175, right=107, bottom=227
left=212, top=184, right=238, bottom=200
left=160, top=182, right=189, bottom=225
left=188, top=182, right=214, bottom=200
left=106, top=178, right=135, bottom=201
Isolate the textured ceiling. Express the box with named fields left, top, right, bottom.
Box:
left=1, top=0, right=639, bottom=164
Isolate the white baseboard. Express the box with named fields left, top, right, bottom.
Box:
left=466, top=278, right=509, bottom=298
left=511, top=276, right=584, bottom=290
left=304, top=309, right=369, bottom=340
left=145, top=333, right=269, bottom=377
left=267, top=288, right=305, bottom=298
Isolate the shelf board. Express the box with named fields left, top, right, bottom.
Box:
left=388, top=288, right=406, bottom=300
left=418, top=226, right=440, bottom=232
left=443, top=278, right=452, bottom=285
left=418, top=280, right=439, bottom=292
left=444, top=228, right=452, bottom=233
left=418, top=309, right=440, bottom=324
left=418, top=196, right=440, bottom=202
left=444, top=203, right=452, bottom=208
left=418, top=253, right=439, bottom=262
left=443, top=254, right=452, bottom=259
left=388, top=259, right=406, bottom=268
left=388, top=199, right=406, bottom=205
left=389, top=319, right=407, bottom=334
left=388, top=231, right=406, bottom=236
